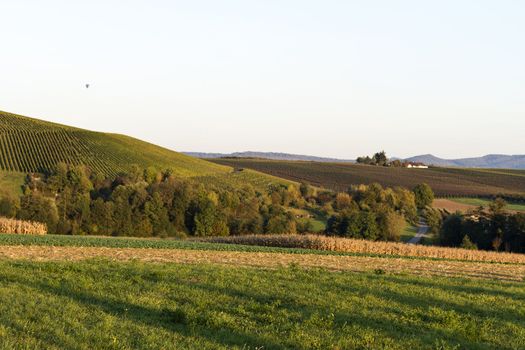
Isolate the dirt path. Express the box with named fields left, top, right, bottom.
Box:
left=407, top=219, right=429, bottom=244
left=1, top=245, right=524, bottom=282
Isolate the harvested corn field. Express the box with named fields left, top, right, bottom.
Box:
left=205, top=234, right=525, bottom=264
left=1, top=245, right=524, bottom=281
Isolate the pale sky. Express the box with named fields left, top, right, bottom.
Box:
left=1, top=0, right=523, bottom=159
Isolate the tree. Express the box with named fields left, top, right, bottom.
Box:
left=18, top=194, right=59, bottom=232
left=489, top=198, right=507, bottom=216
left=373, top=151, right=388, bottom=166
left=145, top=192, right=172, bottom=236
left=264, top=206, right=296, bottom=234
left=192, top=195, right=229, bottom=236
left=377, top=210, right=405, bottom=241
left=423, top=208, right=442, bottom=235
left=299, top=182, right=314, bottom=198
left=143, top=166, right=160, bottom=184
left=413, top=183, right=434, bottom=209
left=90, top=198, right=115, bottom=235
left=329, top=210, right=379, bottom=240
left=393, top=187, right=418, bottom=224
left=439, top=213, right=463, bottom=247
left=0, top=191, right=20, bottom=218
left=110, top=185, right=135, bottom=236
left=335, top=193, right=353, bottom=210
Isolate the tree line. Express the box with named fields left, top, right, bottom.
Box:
left=0, top=163, right=425, bottom=240
left=439, top=199, right=525, bottom=253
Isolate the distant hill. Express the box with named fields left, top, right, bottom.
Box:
left=187, top=151, right=525, bottom=169
left=184, top=151, right=354, bottom=163
left=405, top=154, right=525, bottom=169
left=0, top=110, right=229, bottom=177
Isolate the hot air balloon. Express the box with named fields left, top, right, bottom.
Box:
left=85, top=84, right=90, bottom=89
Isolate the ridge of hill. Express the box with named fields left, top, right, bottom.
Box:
left=0, top=110, right=229, bottom=177
left=187, top=151, right=525, bottom=169
left=405, top=154, right=525, bottom=169
left=184, top=151, right=355, bottom=163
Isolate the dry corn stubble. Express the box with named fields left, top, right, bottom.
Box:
left=0, top=245, right=524, bottom=281
left=205, top=234, right=525, bottom=264
left=0, top=217, right=47, bottom=235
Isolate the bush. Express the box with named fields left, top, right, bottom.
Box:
left=460, top=235, right=477, bottom=250
left=18, top=194, right=58, bottom=233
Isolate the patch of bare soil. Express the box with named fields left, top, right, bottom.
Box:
left=433, top=199, right=477, bottom=213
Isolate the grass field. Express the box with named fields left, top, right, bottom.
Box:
left=211, top=159, right=525, bottom=196
left=286, top=208, right=326, bottom=232
left=0, top=259, right=523, bottom=349
left=449, top=198, right=525, bottom=212
left=434, top=198, right=525, bottom=214
left=0, top=170, right=25, bottom=195
left=2, top=233, right=525, bottom=282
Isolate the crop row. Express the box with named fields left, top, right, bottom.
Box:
left=0, top=217, right=47, bottom=235
left=206, top=234, right=525, bottom=264
left=211, top=159, right=525, bottom=197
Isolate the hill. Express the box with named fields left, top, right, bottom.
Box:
left=184, top=151, right=354, bottom=162
left=211, top=158, right=525, bottom=197
left=406, top=154, right=525, bottom=169
left=0, top=110, right=229, bottom=177
left=187, top=151, right=525, bottom=169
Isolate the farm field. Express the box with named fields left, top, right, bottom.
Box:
left=1, top=232, right=525, bottom=348
left=4, top=232, right=525, bottom=264
left=211, top=159, right=525, bottom=196
left=0, top=110, right=230, bottom=177
left=433, top=198, right=525, bottom=214
left=3, top=244, right=525, bottom=281
left=0, top=258, right=524, bottom=349
left=0, top=111, right=297, bottom=194
left=449, top=198, right=525, bottom=212
left=2, top=233, right=525, bottom=278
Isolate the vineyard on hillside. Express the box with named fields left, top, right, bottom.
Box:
left=211, top=159, right=525, bottom=197
left=0, top=111, right=229, bottom=177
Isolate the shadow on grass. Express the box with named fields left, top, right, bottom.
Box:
left=2, top=261, right=524, bottom=350
left=170, top=268, right=514, bottom=349
left=6, top=273, right=285, bottom=349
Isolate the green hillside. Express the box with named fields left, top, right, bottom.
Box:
left=0, top=110, right=229, bottom=177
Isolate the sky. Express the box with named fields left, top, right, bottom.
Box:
left=0, top=0, right=523, bottom=159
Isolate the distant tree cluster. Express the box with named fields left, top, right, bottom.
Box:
left=0, top=164, right=313, bottom=237
left=325, top=183, right=418, bottom=241
left=356, top=151, right=388, bottom=166
left=439, top=199, right=525, bottom=253
left=356, top=151, right=427, bottom=168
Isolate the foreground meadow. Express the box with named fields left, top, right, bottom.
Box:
left=0, top=260, right=524, bottom=350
